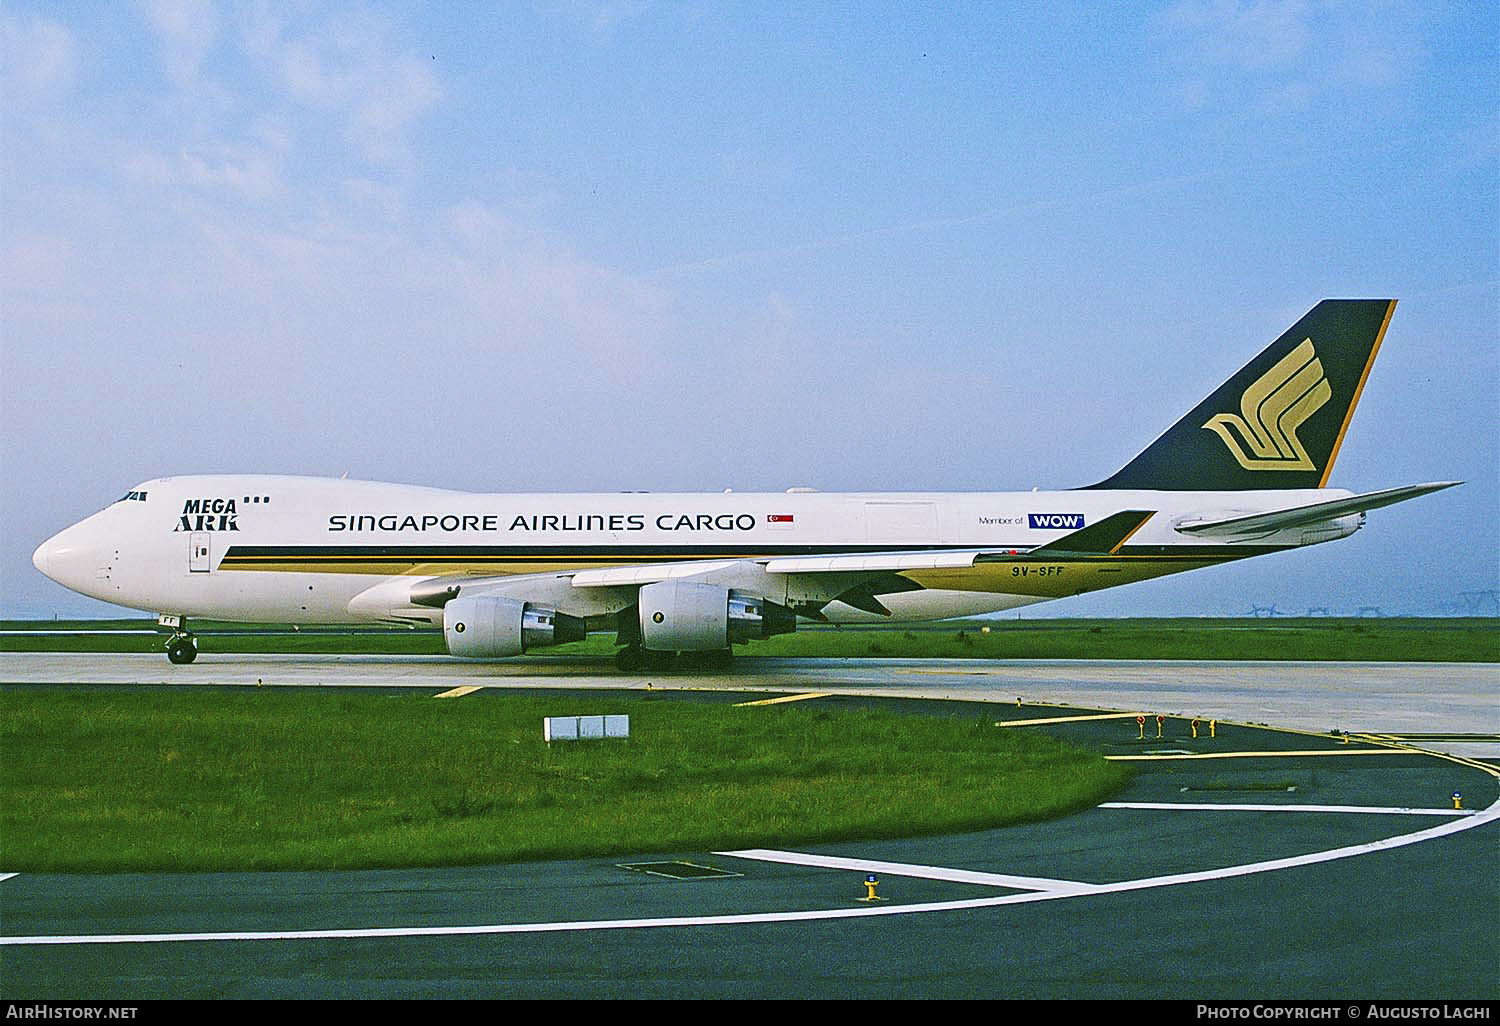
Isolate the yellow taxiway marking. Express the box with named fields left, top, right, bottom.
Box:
left=1344, top=735, right=1500, bottom=780
left=434, top=685, right=483, bottom=699
left=994, top=712, right=1145, bottom=728
left=734, top=693, right=832, bottom=707
left=1107, top=749, right=1409, bottom=761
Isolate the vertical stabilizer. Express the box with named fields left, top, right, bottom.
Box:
left=1086, top=299, right=1396, bottom=491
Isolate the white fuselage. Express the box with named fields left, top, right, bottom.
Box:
left=33, top=474, right=1356, bottom=626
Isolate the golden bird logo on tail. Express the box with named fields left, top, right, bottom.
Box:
left=1202, top=338, right=1331, bottom=471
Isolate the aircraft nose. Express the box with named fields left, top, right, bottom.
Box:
left=32, top=522, right=104, bottom=592
left=32, top=537, right=53, bottom=577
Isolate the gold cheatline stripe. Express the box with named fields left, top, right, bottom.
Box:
left=221, top=552, right=1248, bottom=569
left=1320, top=298, right=1396, bottom=487
left=218, top=555, right=765, bottom=574
left=222, top=553, right=757, bottom=562
left=1109, top=513, right=1155, bottom=555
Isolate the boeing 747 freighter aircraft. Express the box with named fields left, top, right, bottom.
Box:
left=33, top=300, right=1457, bottom=669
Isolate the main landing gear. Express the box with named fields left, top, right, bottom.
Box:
left=159, top=614, right=198, bottom=665
left=614, top=645, right=675, bottom=672
left=613, top=645, right=733, bottom=672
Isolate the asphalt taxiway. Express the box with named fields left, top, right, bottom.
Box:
left=7, top=652, right=1497, bottom=754
left=1, top=654, right=1496, bottom=998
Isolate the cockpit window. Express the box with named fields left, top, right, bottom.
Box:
left=116, top=490, right=148, bottom=502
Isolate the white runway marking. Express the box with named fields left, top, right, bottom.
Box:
left=1100, top=802, right=1476, bottom=816
left=5, top=795, right=1494, bottom=948
left=993, top=712, right=1144, bottom=727
left=0, top=874, right=17, bottom=884
left=714, top=849, right=1100, bottom=894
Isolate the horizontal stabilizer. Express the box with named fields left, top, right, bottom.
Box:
left=1176, top=482, right=1461, bottom=538
left=1023, top=510, right=1157, bottom=555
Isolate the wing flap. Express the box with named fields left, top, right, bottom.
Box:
left=569, top=560, right=747, bottom=587
left=763, top=550, right=983, bottom=574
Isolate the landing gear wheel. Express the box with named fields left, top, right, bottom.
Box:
left=641, top=649, right=676, bottom=671
left=615, top=645, right=644, bottom=672
left=166, top=636, right=197, bottom=665
left=702, top=648, right=734, bottom=670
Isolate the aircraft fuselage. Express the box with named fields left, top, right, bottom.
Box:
left=34, top=474, right=1357, bottom=625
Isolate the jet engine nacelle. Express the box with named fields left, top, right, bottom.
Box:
left=444, top=595, right=586, bottom=658
left=637, top=579, right=796, bottom=651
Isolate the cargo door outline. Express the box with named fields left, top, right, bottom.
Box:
left=189, top=533, right=212, bottom=573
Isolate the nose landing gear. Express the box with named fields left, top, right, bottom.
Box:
left=158, top=614, right=198, bottom=664
left=166, top=635, right=198, bottom=664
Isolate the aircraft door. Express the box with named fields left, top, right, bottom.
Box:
left=188, top=533, right=212, bottom=573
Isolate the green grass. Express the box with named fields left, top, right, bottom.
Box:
left=3, top=616, right=1494, bottom=661
left=0, top=621, right=449, bottom=655
left=752, top=617, right=1500, bottom=662
left=0, top=687, right=1129, bottom=873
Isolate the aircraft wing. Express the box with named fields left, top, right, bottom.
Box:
left=351, top=510, right=1164, bottom=622
left=628, top=550, right=983, bottom=579
left=568, top=511, right=1161, bottom=582
left=1175, top=482, right=1460, bottom=538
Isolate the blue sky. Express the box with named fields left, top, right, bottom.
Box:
left=3, top=1, right=1496, bottom=619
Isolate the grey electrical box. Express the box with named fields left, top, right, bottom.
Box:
left=544, top=715, right=629, bottom=742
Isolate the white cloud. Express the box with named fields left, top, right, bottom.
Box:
left=1162, top=0, right=1311, bottom=71
left=238, top=5, right=440, bottom=166
left=123, top=141, right=282, bottom=199
left=541, top=0, right=650, bottom=37
left=0, top=10, right=77, bottom=101
left=339, top=177, right=405, bottom=223
left=141, top=0, right=220, bottom=87
left=347, top=53, right=441, bottom=165
left=1155, top=0, right=1429, bottom=111
left=178, top=145, right=280, bottom=198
